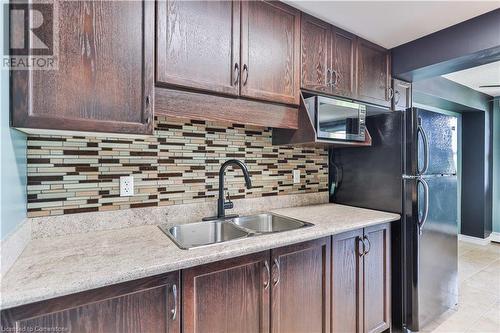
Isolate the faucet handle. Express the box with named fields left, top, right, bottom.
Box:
left=224, top=192, right=234, bottom=210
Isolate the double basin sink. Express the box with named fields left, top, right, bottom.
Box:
left=160, top=213, right=313, bottom=250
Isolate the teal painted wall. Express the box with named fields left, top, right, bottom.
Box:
left=1, top=1, right=27, bottom=240
left=493, top=98, right=500, bottom=233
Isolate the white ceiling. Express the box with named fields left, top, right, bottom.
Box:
left=443, top=61, right=500, bottom=97
left=284, top=1, right=500, bottom=49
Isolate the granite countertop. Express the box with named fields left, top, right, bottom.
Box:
left=0, top=204, right=400, bottom=309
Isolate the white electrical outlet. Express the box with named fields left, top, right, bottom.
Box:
left=293, top=170, right=301, bottom=184
left=120, top=176, right=134, bottom=197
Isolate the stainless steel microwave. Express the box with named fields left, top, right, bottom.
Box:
left=305, top=96, right=367, bottom=142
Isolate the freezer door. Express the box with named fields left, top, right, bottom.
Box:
left=417, top=109, right=458, bottom=175
left=413, top=175, right=458, bottom=331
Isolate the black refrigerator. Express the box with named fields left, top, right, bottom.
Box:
left=330, top=108, right=458, bottom=332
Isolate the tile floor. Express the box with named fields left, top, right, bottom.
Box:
left=424, top=241, right=500, bottom=333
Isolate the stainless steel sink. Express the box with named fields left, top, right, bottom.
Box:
left=231, top=213, right=313, bottom=234
left=160, top=220, right=250, bottom=250
left=160, top=213, right=313, bottom=250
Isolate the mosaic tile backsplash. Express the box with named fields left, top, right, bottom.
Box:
left=26, top=117, right=329, bottom=217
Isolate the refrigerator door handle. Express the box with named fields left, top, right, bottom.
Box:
left=417, top=177, right=430, bottom=235
left=417, top=120, right=429, bottom=175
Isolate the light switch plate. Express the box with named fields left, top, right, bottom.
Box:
left=120, top=176, right=134, bottom=197
left=293, top=170, right=301, bottom=184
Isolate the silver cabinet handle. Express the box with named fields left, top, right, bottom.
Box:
left=233, top=62, right=240, bottom=86
left=417, top=118, right=429, bottom=175
left=417, top=177, right=430, bottom=235
left=387, top=87, right=394, bottom=100
left=145, top=95, right=152, bottom=124
left=242, top=64, right=249, bottom=85
left=263, top=260, right=270, bottom=290
left=332, top=69, right=339, bottom=86
left=273, top=258, right=281, bottom=286
left=170, top=284, right=178, bottom=320
left=327, top=68, right=332, bottom=87
left=363, top=235, right=371, bottom=255
left=357, top=236, right=365, bottom=257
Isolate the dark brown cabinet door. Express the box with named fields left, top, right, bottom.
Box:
left=2, top=272, right=180, bottom=333
left=332, top=229, right=364, bottom=333
left=331, top=27, right=356, bottom=98
left=356, top=38, right=391, bottom=107
left=363, top=223, right=391, bottom=333
left=300, top=14, right=331, bottom=93
left=156, top=0, right=240, bottom=96
left=182, top=252, right=270, bottom=333
left=270, top=237, right=331, bottom=333
left=11, top=1, right=154, bottom=134
left=241, top=1, right=300, bottom=105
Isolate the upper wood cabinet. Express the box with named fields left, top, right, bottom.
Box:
left=182, top=252, right=270, bottom=333
left=156, top=0, right=240, bottom=96
left=1, top=272, right=180, bottom=333
left=331, top=27, right=356, bottom=97
left=356, top=38, right=392, bottom=107
left=270, top=237, right=331, bottom=333
left=11, top=1, right=154, bottom=134
left=156, top=0, right=300, bottom=106
left=240, top=1, right=301, bottom=105
left=331, top=223, right=391, bottom=333
left=300, top=14, right=331, bottom=93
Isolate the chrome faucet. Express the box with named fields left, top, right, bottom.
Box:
left=203, top=159, right=252, bottom=221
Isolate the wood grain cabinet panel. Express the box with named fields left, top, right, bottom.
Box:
left=363, top=223, right=391, bottom=333
left=271, top=237, right=331, bottom=333
left=241, top=1, right=301, bottom=105
left=331, top=229, right=364, bottom=333
left=156, top=0, right=240, bottom=96
left=11, top=1, right=154, bottom=134
left=356, top=38, right=391, bottom=107
left=331, top=224, right=391, bottom=333
left=182, top=252, right=270, bottom=333
left=300, top=14, right=331, bottom=93
left=1, top=272, right=180, bottom=333
left=331, top=27, right=356, bottom=97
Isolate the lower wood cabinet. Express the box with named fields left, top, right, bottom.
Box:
left=1, top=272, right=180, bottom=333
left=2, top=227, right=391, bottom=333
left=182, top=251, right=270, bottom=333
left=182, top=237, right=331, bottom=333
left=332, top=223, right=391, bottom=333
left=270, top=237, right=331, bottom=333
